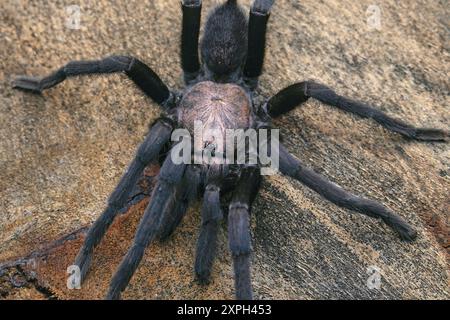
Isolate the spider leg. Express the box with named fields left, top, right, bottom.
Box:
left=74, top=118, right=174, bottom=282
left=12, top=56, right=172, bottom=106
left=194, top=183, right=222, bottom=284
left=228, top=166, right=261, bottom=300
left=279, top=144, right=417, bottom=241
left=243, top=0, right=274, bottom=88
left=194, top=165, right=225, bottom=283
left=157, top=165, right=202, bottom=241
left=106, top=152, right=186, bottom=300
left=181, top=0, right=202, bottom=84
left=156, top=191, right=190, bottom=242
left=266, top=81, right=449, bottom=141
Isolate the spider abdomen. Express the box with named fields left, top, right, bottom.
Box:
left=178, top=81, right=251, bottom=138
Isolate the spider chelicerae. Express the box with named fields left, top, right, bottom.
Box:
left=12, top=0, right=448, bottom=300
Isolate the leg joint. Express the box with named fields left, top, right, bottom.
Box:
left=251, top=0, right=274, bottom=16
left=229, top=202, right=249, bottom=212
left=182, top=0, right=202, bottom=7
left=229, top=240, right=252, bottom=257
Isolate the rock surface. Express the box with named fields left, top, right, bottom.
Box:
left=0, top=0, right=448, bottom=299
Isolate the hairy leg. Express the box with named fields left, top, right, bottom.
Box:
left=228, top=166, right=261, bottom=300
left=74, top=118, right=174, bottom=281
left=157, top=165, right=202, bottom=241
left=194, top=183, right=222, bottom=283
left=193, top=164, right=226, bottom=283
left=267, top=81, right=449, bottom=141
left=278, top=144, right=417, bottom=241
left=181, top=0, right=202, bottom=83
left=12, top=55, right=172, bottom=106
left=243, top=0, right=274, bottom=88
left=106, top=152, right=186, bottom=300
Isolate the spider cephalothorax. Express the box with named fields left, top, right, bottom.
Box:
left=12, top=0, right=449, bottom=300
left=178, top=81, right=252, bottom=137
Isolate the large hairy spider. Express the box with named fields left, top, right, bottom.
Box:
left=12, top=0, right=448, bottom=300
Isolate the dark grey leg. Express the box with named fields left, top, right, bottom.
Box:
left=266, top=81, right=449, bottom=141
left=106, top=152, right=186, bottom=300
left=228, top=166, right=261, bottom=300
left=243, top=0, right=274, bottom=88
left=279, top=144, right=417, bottom=241
left=157, top=165, right=202, bottom=241
left=181, top=0, right=202, bottom=83
left=74, top=118, right=174, bottom=282
left=12, top=55, right=172, bottom=105
left=194, top=183, right=222, bottom=284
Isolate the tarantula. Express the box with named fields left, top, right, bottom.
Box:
left=12, top=0, right=448, bottom=300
